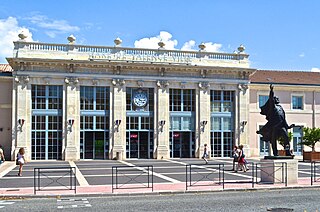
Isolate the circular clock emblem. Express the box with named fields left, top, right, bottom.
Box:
left=133, top=92, right=148, bottom=107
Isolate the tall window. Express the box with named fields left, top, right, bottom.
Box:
left=80, top=86, right=110, bottom=159
left=31, top=85, right=63, bottom=160
left=169, top=89, right=195, bottom=130
left=126, top=88, right=154, bottom=159
left=210, top=90, right=235, bottom=157
left=259, top=95, right=269, bottom=107
left=292, top=96, right=303, bottom=110
left=292, top=126, right=303, bottom=155
left=259, top=125, right=269, bottom=156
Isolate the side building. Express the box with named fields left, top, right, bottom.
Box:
left=0, top=64, right=13, bottom=160
left=249, top=70, right=320, bottom=157
left=5, top=34, right=254, bottom=161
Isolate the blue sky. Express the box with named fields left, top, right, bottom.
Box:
left=1, top=0, right=320, bottom=71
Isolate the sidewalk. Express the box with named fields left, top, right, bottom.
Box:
left=0, top=179, right=318, bottom=198
left=0, top=159, right=318, bottom=198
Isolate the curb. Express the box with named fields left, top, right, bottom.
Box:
left=1, top=184, right=320, bottom=199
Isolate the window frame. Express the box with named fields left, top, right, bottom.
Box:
left=291, top=94, right=304, bottom=110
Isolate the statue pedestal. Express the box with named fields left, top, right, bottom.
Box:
left=260, top=158, right=298, bottom=184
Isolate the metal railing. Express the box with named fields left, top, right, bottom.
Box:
left=34, top=167, right=76, bottom=194
left=111, top=165, right=153, bottom=193
left=311, top=161, right=320, bottom=185
left=185, top=164, right=224, bottom=190
left=254, top=162, right=287, bottom=187
left=233, top=162, right=255, bottom=188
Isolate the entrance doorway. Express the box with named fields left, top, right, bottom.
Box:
left=126, top=132, right=152, bottom=159
left=81, top=131, right=108, bottom=159
left=170, top=132, right=194, bottom=158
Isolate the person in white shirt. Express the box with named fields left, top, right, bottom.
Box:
left=17, top=148, right=26, bottom=176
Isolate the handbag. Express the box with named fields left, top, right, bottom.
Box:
left=16, top=154, right=19, bottom=165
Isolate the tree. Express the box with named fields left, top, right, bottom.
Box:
left=299, top=127, right=320, bottom=152
left=278, top=132, right=293, bottom=149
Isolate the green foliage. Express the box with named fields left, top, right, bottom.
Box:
left=299, top=127, right=320, bottom=152
left=278, top=132, right=293, bottom=148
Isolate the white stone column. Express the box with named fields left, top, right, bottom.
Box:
left=238, top=83, right=249, bottom=156
left=198, top=82, right=211, bottom=158
left=64, top=77, right=80, bottom=161
left=14, top=76, right=31, bottom=161
left=156, top=80, right=170, bottom=159
left=111, top=79, right=126, bottom=160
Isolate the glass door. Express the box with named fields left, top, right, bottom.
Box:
left=82, top=131, right=107, bottom=159
left=127, top=132, right=150, bottom=159
left=170, top=132, right=192, bottom=158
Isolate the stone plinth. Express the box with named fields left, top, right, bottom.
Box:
left=260, top=159, right=298, bottom=184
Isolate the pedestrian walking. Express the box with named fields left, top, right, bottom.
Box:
left=232, top=145, right=239, bottom=171
left=17, top=148, right=26, bottom=176
left=238, top=144, right=249, bottom=172
left=0, top=144, right=5, bottom=165
left=202, top=144, right=209, bottom=164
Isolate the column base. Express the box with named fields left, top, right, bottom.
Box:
left=156, top=145, right=169, bottom=159
left=112, top=146, right=125, bottom=160
left=260, top=159, right=298, bottom=184
left=64, top=147, right=78, bottom=161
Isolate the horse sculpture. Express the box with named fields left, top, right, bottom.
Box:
left=256, top=84, right=294, bottom=156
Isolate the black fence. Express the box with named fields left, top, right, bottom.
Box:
left=112, top=165, right=153, bottom=193
left=34, top=167, right=76, bottom=194
left=311, top=161, right=320, bottom=185
left=185, top=164, right=224, bottom=190
left=254, top=162, right=287, bottom=187
left=233, top=162, right=255, bottom=188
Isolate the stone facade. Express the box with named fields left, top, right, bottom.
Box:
left=6, top=35, right=254, bottom=161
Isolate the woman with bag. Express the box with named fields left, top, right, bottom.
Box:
left=232, top=145, right=239, bottom=171
left=238, top=144, right=249, bottom=172
left=17, top=148, right=26, bottom=176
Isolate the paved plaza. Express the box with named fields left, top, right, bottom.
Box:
left=0, top=158, right=319, bottom=197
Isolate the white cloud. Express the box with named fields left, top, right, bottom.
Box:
left=0, top=17, right=33, bottom=63
left=205, top=42, right=222, bottom=52
left=26, top=15, right=79, bottom=38
left=299, top=52, right=305, bottom=58
left=134, top=31, right=223, bottom=53
left=134, top=31, right=178, bottom=50
left=311, top=67, right=320, bottom=72
left=181, top=40, right=222, bottom=52
left=181, top=40, right=196, bottom=51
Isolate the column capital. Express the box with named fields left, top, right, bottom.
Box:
left=14, top=75, right=30, bottom=87
left=156, top=80, right=169, bottom=89
left=112, top=78, right=125, bottom=87
left=198, top=81, right=210, bottom=91
left=65, top=77, right=79, bottom=86
left=238, top=83, right=248, bottom=93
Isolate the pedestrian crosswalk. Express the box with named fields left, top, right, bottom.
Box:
left=0, top=200, right=15, bottom=209
left=57, top=198, right=91, bottom=209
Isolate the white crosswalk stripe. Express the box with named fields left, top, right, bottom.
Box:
left=0, top=200, right=15, bottom=209
left=57, top=198, right=91, bottom=209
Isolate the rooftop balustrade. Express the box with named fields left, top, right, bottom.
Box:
left=12, top=41, right=250, bottom=68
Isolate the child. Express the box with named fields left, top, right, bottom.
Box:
left=17, top=148, right=26, bottom=176
left=202, top=144, right=208, bottom=164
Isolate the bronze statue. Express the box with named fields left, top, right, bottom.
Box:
left=256, top=84, right=294, bottom=156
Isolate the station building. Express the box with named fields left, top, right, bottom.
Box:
left=1, top=33, right=320, bottom=161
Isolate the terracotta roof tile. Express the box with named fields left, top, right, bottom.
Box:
left=250, top=70, right=320, bottom=85
left=0, top=64, right=13, bottom=73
